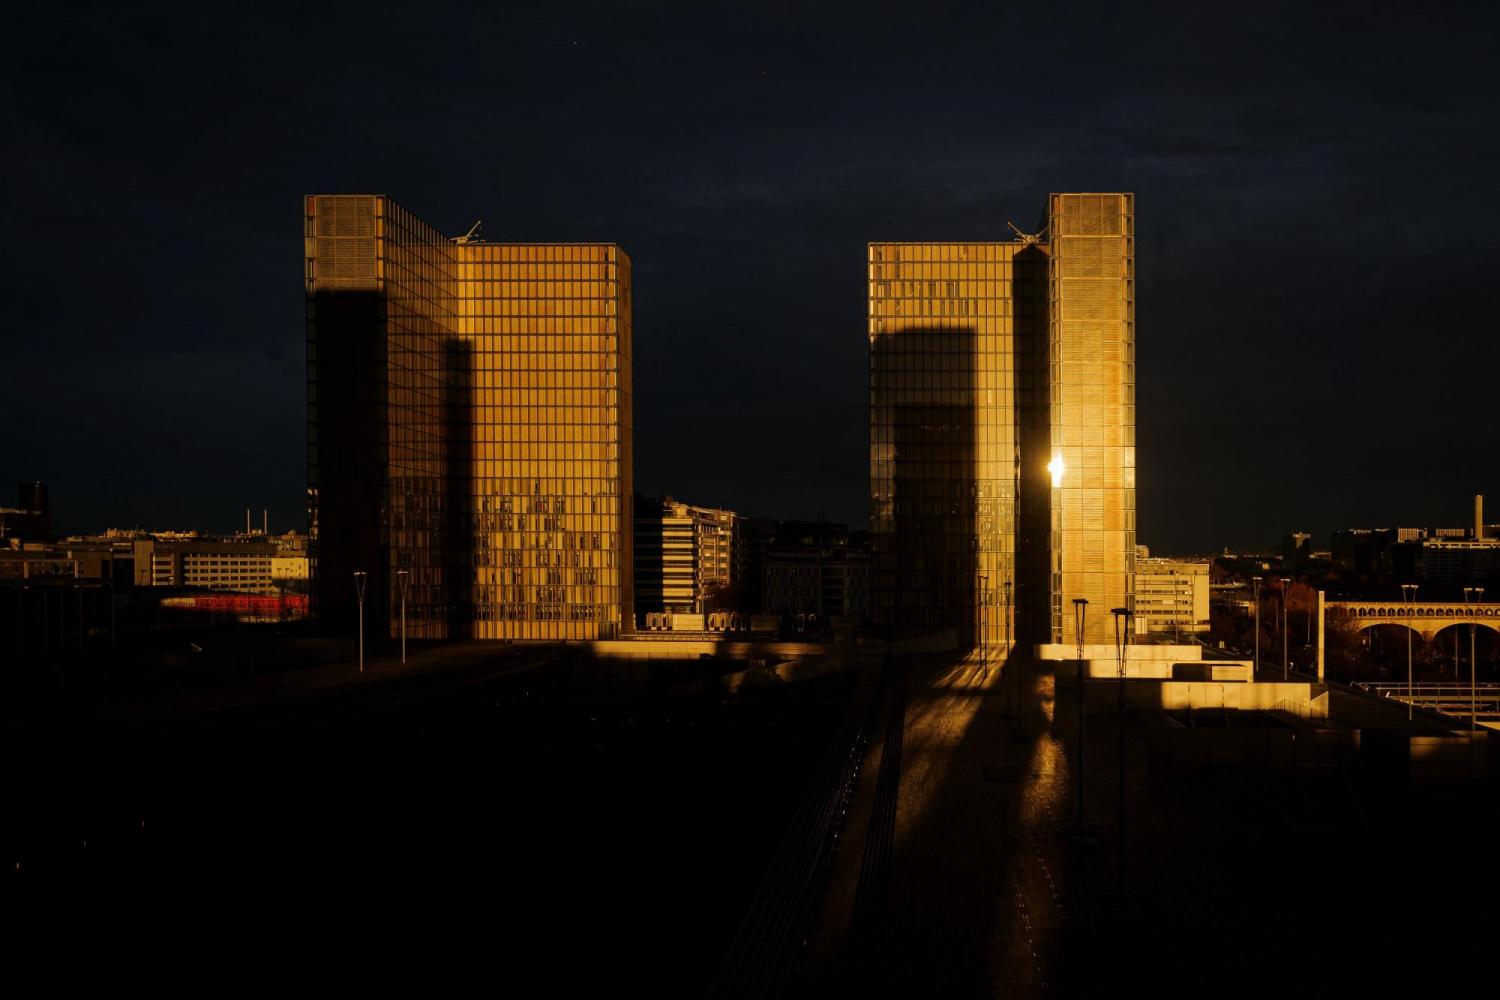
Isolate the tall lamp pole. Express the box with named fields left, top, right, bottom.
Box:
left=105, top=555, right=116, bottom=647
left=1252, top=577, right=1262, bottom=676
left=1004, top=579, right=1013, bottom=651
left=397, top=569, right=409, bottom=665
left=1401, top=584, right=1418, bottom=721
left=1279, top=578, right=1291, bottom=680
left=353, top=571, right=368, bottom=674
left=977, top=574, right=988, bottom=683
left=1465, top=587, right=1484, bottom=732
left=1004, top=579, right=1015, bottom=715
left=1111, top=606, right=1133, bottom=894
left=1073, top=598, right=1089, bottom=831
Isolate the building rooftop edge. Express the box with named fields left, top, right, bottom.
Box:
left=305, top=195, right=628, bottom=250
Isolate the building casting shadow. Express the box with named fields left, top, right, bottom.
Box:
left=309, top=289, right=387, bottom=639
left=1014, top=243, right=1052, bottom=648
left=444, top=337, right=474, bottom=640
left=870, top=323, right=979, bottom=647
left=854, top=647, right=1169, bottom=997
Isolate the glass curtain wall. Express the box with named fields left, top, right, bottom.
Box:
left=869, top=242, right=1020, bottom=649
left=1047, top=193, right=1136, bottom=645
left=307, top=194, right=632, bottom=641
left=452, top=242, right=633, bottom=640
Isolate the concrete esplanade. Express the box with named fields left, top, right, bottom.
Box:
left=1326, top=601, right=1500, bottom=642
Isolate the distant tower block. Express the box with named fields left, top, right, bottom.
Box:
left=18, top=481, right=48, bottom=514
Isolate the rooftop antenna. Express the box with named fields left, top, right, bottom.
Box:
left=451, top=220, right=484, bottom=244
left=1007, top=221, right=1048, bottom=246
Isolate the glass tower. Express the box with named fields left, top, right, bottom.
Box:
left=868, top=193, right=1134, bottom=649
left=1048, top=193, right=1135, bottom=646
left=305, top=194, right=632, bottom=641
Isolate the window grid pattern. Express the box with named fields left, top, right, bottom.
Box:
left=1048, top=193, right=1136, bottom=644
left=454, top=241, right=633, bottom=640
left=307, top=194, right=632, bottom=641
left=868, top=242, right=1022, bottom=648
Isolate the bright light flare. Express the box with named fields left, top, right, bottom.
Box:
left=1048, top=454, right=1065, bottom=488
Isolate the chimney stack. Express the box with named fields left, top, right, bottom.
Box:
left=245, top=508, right=251, bottom=535
left=1478, top=494, right=1486, bottom=540
left=263, top=508, right=268, bottom=536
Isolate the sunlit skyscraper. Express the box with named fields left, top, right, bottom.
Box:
left=868, top=193, right=1135, bottom=648
left=305, top=194, right=632, bottom=641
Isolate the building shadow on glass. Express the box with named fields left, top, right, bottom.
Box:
left=309, top=290, right=387, bottom=640
left=444, top=337, right=475, bottom=640
left=870, top=323, right=978, bottom=649
left=1014, top=243, right=1052, bottom=649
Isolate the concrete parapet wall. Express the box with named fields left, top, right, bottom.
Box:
left=1359, top=729, right=1490, bottom=784
left=893, top=629, right=959, bottom=654
left=1037, top=643, right=1202, bottom=662
left=1148, top=726, right=1359, bottom=774
left=586, top=638, right=835, bottom=661
left=1082, top=680, right=1329, bottom=716
left=1409, top=733, right=1489, bottom=782
left=1055, top=659, right=1252, bottom=684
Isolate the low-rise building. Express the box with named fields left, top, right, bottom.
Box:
left=634, top=496, right=740, bottom=618
left=0, top=481, right=52, bottom=542
left=764, top=521, right=869, bottom=623
left=1282, top=532, right=1311, bottom=573
left=1134, top=557, right=1210, bottom=636
left=132, top=536, right=279, bottom=594
left=1420, top=539, right=1500, bottom=586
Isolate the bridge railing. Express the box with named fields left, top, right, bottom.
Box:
left=1354, top=682, right=1500, bottom=696
left=1352, top=682, right=1500, bottom=720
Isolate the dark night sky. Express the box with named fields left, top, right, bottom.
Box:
left=3, top=2, right=1497, bottom=554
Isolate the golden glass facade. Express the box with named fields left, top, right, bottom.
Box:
left=305, top=194, right=632, bottom=641
left=868, top=242, right=1046, bottom=648
left=452, top=241, right=633, bottom=639
left=1048, top=193, right=1135, bottom=645
left=868, top=193, right=1135, bottom=649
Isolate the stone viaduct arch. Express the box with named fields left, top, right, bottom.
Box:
left=1325, top=601, right=1500, bottom=644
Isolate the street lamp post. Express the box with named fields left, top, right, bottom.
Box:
left=1279, top=578, right=1291, bottom=680
left=1401, top=584, right=1418, bottom=721
left=1465, top=587, right=1484, bottom=732
left=353, top=571, right=368, bottom=673
left=1111, top=606, right=1133, bottom=894
left=1252, top=577, right=1262, bottom=676
left=107, top=555, right=116, bottom=646
left=397, top=570, right=409, bottom=665
left=1004, top=579, right=1016, bottom=717
left=977, top=574, right=988, bottom=683
left=1004, top=579, right=1013, bottom=649
left=1073, top=598, right=1089, bottom=832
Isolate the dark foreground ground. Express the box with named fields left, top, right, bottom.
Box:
left=13, top=639, right=1500, bottom=997
left=6, top=642, right=854, bottom=993
left=794, top=651, right=1500, bottom=998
